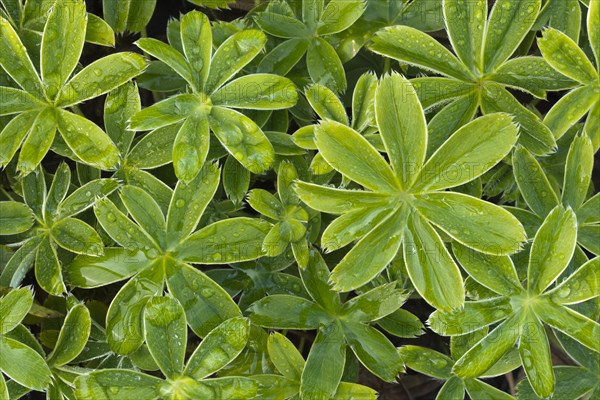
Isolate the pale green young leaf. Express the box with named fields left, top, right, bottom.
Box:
left=17, top=107, right=56, bottom=175
left=0, top=87, right=45, bottom=116
left=56, top=52, right=146, bottom=107
left=277, top=161, right=299, bottom=207
left=35, top=235, right=66, bottom=295
left=166, top=162, right=220, bottom=242
left=0, top=17, right=43, bottom=94
left=562, top=134, right=593, bottom=210
left=248, top=295, right=332, bottom=329
left=58, top=178, right=119, bottom=219
left=180, top=11, right=211, bottom=89
left=443, top=0, right=486, bottom=71
left=119, top=185, right=165, bottom=245
left=211, top=74, right=297, bottom=110
left=75, top=369, right=162, bottom=399
left=294, top=181, right=391, bottom=214
left=47, top=304, right=91, bottom=366
left=0, top=287, right=33, bottom=335
left=519, top=312, right=554, bottom=398
left=547, top=257, right=599, bottom=304
left=428, top=297, right=512, bottom=336
left=543, top=86, right=597, bottom=140
left=317, top=0, right=365, bottom=35
left=52, top=217, right=104, bottom=256
left=0, top=337, right=51, bottom=391
left=321, top=206, right=391, bottom=252
left=452, top=243, right=521, bottom=296
left=414, top=113, right=518, bottom=192
left=135, top=38, right=195, bottom=88
left=144, top=296, right=187, bottom=379
left=0, top=201, right=34, bottom=235
left=538, top=27, right=598, bottom=84
left=483, top=0, right=541, bottom=71
left=0, top=111, right=37, bottom=167
left=330, top=206, right=407, bottom=292
left=403, top=212, right=464, bottom=311
left=56, top=110, right=120, bottom=170
left=185, top=317, right=249, bottom=379
left=306, top=38, right=346, bottom=92
left=315, top=120, right=398, bottom=192
left=375, top=73, right=427, bottom=188
left=528, top=206, right=577, bottom=294
left=209, top=106, right=274, bottom=174
left=165, top=261, right=240, bottom=338
left=247, top=189, right=283, bottom=219
left=267, top=332, right=304, bottom=381
left=399, top=345, right=453, bottom=379
left=67, top=248, right=152, bottom=288
left=40, top=0, right=87, bottom=100
left=300, top=322, right=345, bottom=400
left=305, top=84, right=348, bottom=124
left=371, top=25, right=473, bottom=80
left=343, top=322, right=403, bottom=381
left=205, top=30, right=266, bottom=93
left=512, top=147, right=560, bottom=217
left=453, top=315, right=521, bottom=378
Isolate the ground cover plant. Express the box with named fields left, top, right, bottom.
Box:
left=0, top=0, right=598, bottom=399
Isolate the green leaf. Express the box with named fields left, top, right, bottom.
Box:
left=248, top=294, right=331, bottom=329
left=375, top=73, right=427, bottom=188
left=299, top=248, right=340, bottom=312
left=0, top=288, right=33, bottom=335
left=185, top=317, right=249, bottom=379
left=40, top=0, right=87, bottom=100
left=512, top=147, right=560, bottom=217
left=0, top=236, right=42, bottom=288
left=267, top=332, right=304, bottom=381
left=579, top=225, right=600, bottom=256
left=56, top=110, right=119, bottom=170
left=75, top=369, right=162, bottom=399
left=94, top=197, right=158, bottom=252
left=180, top=11, right=211, bottom=90
left=144, top=296, right=187, bottom=379
left=547, top=257, right=599, bottom=304
left=205, top=29, right=266, bottom=93
left=491, top=56, right=576, bottom=95
left=403, top=211, right=464, bottom=311
left=317, top=0, right=365, bottom=35
left=577, top=193, right=600, bottom=224
left=167, top=162, right=220, bottom=243
left=58, top=178, right=119, bottom=219
left=135, top=38, right=195, bottom=89
left=429, top=297, right=512, bottom=336
left=202, top=376, right=258, bottom=399
left=0, top=337, right=51, bottom=391
left=371, top=25, right=473, bottom=80
left=0, top=17, right=43, bottom=94
left=305, top=84, right=348, bottom=124
left=464, top=379, right=514, bottom=400
left=378, top=309, right=424, bottom=338
left=534, top=300, right=600, bottom=352
left=45, top=162, right=71, bottom=218
left=104, top=82, right=140, bottom=155
left=352, top=72, right=378, bottom=131
left=300, top=322, right=345, bottom=399
left=528, top=206, right=577, bottom=294
left=165, top=261, right=240, bottom=337
left=118, top=186, right=165, bottom=247
left=519, top=312, right=554, bottom=398
left=35, top=235, right=66, bottom=295
left=538, top=27, right=598, bottom=84
left=437, top=377, right=466, bottom=399
left=414, top=192, right=526, bottom=255
left=321, top=206, right=391, bottom=252
left=0, top=111, right=37, bottom=167
left=294, top=181, right=391, bottom=214
left=589, top=0, right=600, bottom=67
left=343, top=322, right=403, bottom=381
left=127, top=125, right=179, bottom=169
left=18, top=107, right=56, bottom=175
left=257, top=38, right=309, bottom=75
left=0, top=86, right=45, bottom=116
left=209, top=106, right=274, bottom=174
left=22, top=166, right=46, bottom=220
left=443, top=0, right=486, bottom=71
left=0, top=201, right=34, bottom=235
left=414, top=113, right=518, bottom=192
left=330, top=206, right=407, bottom=292
left=47, top=304, right=91, bottom=366
left=52, top=217, right=104, bottom=256
left=126, top=0, right=157, bottom=32
left=453, top=315, right=521, bottom=378
left=315, top=120, right=398, bottom=192
left=306, top=38, right=346, bottom=92
left=342, top=283, right=406, bottom=322
left=86, top=13, right=115, bottom=46
left=516, top=366, right=597, bottom=400
left=129, top=95, right=200, bottom=131
left=67, top=248, right=152, bottom=288
left=562, top=135, right=593, bottom=210
left=255, top=10, right=309, bottom=39
left=399, top=345, right=453, bottom=379
left=483, top=0, right=541, bottom=71
left=543, top=86, right=597, bottom=140
left=57, top=52, right=146, bottom=107
left=173, top=114, right=209, bottom=182
left=452, top=243, right=521, bottom=296
left=212, top=74, right=297, bottom=110
left=106, top=262, right=163, bottom=355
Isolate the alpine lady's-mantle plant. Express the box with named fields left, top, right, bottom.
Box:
left=0, top=0, right=598, bottom=399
